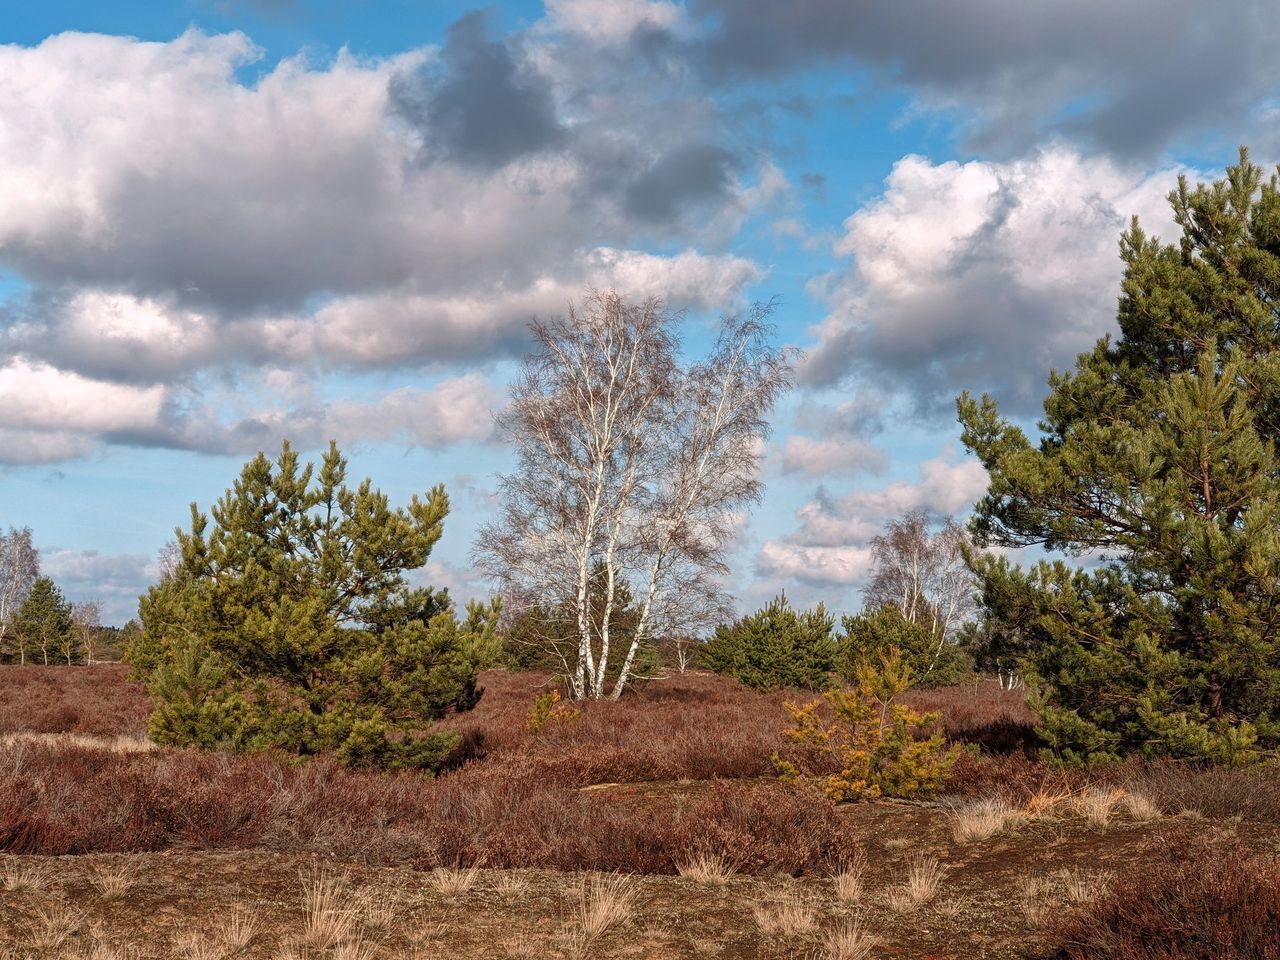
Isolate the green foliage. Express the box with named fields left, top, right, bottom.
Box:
left=703, top=594, right=837, bottom=690
left=524, top=690, right=581, bottom=732
left=133, top=440, right=497, bottom=771
left=775, top=648, right=958, bottom=800
left=958, top=149, right=1280, bottom=765
left=14, top=576, right=75, bottom=666
left=838, top=606, right=971, bottom=688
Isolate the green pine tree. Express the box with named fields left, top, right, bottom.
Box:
left=13, top=577, right=74, bottom=666
left=131, top=440, right=498, bottom=772
left=958, top=148, right=1280, bottom=764
left=702, top=594, right=837, bottom=690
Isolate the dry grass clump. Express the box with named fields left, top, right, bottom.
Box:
left=1020, top=870, right=1109, bottom=927
left=174, top=932, right=230, bottom=960
left=216, top=903, right=257, bottom=951
left=820, top=917, right=878, bottom=960
left=492, top=872, right=532, bottom=899
left=299, top=864, right=357, bottom=950
left=0, top=858, right=53, bottom=892
left=26, top=901, right=85, bottom=951
left=676, top=850, right=736, bottom=885
left=1077, top=786, right=1126, bottom=827
left=950, top=797, right=1026, bottom=843
left=571, top=874, right=637, bottom=953
left=830, top=856, right=865, bottom=903
left=428, top=863, right=482, bottom=897
left=88, top=860, right=137, bottom=899
left=753, top=891, right=819, bottom=936
left=884, top=854, right=945, bottom=913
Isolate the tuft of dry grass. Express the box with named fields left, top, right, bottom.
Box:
left=354, top=889, right=396, bottom=930
left=1018, top=876, right=1055, bottom=927
left=820, top=917, right=878, bottom=960
left=428, top=863, right=483, bottom=897
left=885, top=854, right=945, bottom=913
left=0, top=858, right=53, bottom=892
left=950, top=797, right=1025, bottom=843
left=1120, top=790, right=1161, bottom=822
left=1077, top=787, right=1126, bottom=827
left=299, top=864, right=356, bottom=950
left=27, top=901, right=85, bottom=951
left=753, top=891, right=819, bottom=936
left=492, top=872, right=532, bottom=900
left=676, top=851, right=736, bottom=886
left=88, top=860, right=137, bottom=899
left=216, top=903, right=257, bottom=951
left=830, top=856, right=865, bottom=904
left=574, top=873, right=637, bottom=944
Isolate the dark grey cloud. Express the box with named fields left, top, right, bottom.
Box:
left=688, top=0, right=1280, bottom=158
left=391, top=11, right=568, bottom=169
left=624, top=142, right=736, bottom=223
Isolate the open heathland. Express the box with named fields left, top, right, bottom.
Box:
left=1, top=665, right=1279, bottom=959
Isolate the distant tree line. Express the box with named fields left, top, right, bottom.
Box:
left=0, top=527, right=111, bottom=665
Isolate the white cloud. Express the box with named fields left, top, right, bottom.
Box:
left=756, top=449, right=989, bottom=590
left=544, top=0, right=683, bottom=44
left=0, top=359, right=165, bottom=432
left=781, top=436, right=888, bottom=477
left=804, top=146, right=1187, bottom=414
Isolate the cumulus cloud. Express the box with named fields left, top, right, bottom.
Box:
left=690, top=0, right=1280, bottom=157
left=40, top=547, right=154, bottom=625
left=757, top=450, right=988, bottom=589
left=780, top=390, right=888, bottom=477
left=804, top=147, right=1186, bottom=415
left=0, top=23, right=771, bottom=463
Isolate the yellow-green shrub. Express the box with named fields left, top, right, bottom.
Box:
left=775, top=648, right=958, bottom=800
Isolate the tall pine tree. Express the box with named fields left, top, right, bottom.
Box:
left=959, top=149, right=1280, bottom=764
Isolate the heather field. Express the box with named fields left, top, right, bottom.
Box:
left=1, top=666, right=1278, bottom=959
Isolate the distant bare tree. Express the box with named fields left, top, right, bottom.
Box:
left=864, top=510, right=976, bottom=670
left=476, top=291, right=795, bottom=700
left=0, top=527, right=39, bottom=663
left=72, top=600, right=102, bottom=665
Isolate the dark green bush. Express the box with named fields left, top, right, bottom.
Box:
left=702, top=595, right=837, bottom=690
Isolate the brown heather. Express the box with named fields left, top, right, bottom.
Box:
left=1051, top=834, right=1280, bottom=959
left=0, top=664, right=150, bottom=736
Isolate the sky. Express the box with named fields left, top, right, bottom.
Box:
left=1, top=0, right=1276, bottom=625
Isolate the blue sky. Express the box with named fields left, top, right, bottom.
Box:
left=0, top=0, right=1274, bottom=623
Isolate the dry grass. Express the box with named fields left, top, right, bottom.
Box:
left=676, top=851, right=737, bottom=885
left=216, top=903, right=257, bottom=951
left=884, top=854, right=945, bottom=913
left=0, top=858, right=53, bottom=892
left=1121, top=790, right=1162, bottom=822
left=492, top=872, right=532, bottom=900
left=950, top=797, right=1026, bottom=843
left=26, top=901, right=85, bottom=951
left=571, top=874, right=637, bottom=953
left=88, top=860, right=137, bottom=899
left=753, top=891, right=819, bottom=936
left=299, top=864, right=357, bottom=950
left=174, top=932, right=230, bottom=960
left=820, top=917, right=878, bottom=960
left=830, top=856, right=865, bottom=904
left=354, top=889, right=396, bottom=930
left=428, top=863, right=483, bottom=897
left=1077, top=787, right=1126, bottom=827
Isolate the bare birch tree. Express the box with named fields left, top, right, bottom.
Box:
left=72, top=600, right=102, bottom=665
left=864, top=511, right=976, bottom=673
left=476, top=291, right=794, bottom=700
left=0, top=527, right=39, bottom=663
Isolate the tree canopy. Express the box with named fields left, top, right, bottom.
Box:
left=132, top=441, right=496, bottom=771
left=959, top=149, right=1280, bottom=764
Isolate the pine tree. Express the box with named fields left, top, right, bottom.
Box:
left=132, top=441, right=498, bottom=771
left=13, top=576, right=74, bottom=666
left=702, top=595, right=837, bottom=690
left=958, top=149, right=1280, bottom=764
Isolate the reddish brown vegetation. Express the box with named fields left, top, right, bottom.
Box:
left=1052, top=834, right=1280, bottom=959
left=0, top=740, right=856, bottom=873
left=0, top=663, right=150, bottom=736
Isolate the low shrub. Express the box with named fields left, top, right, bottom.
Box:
left=775, top=649, right=959, bottom=800
left=1051, top=834, right=1280, bottom=959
